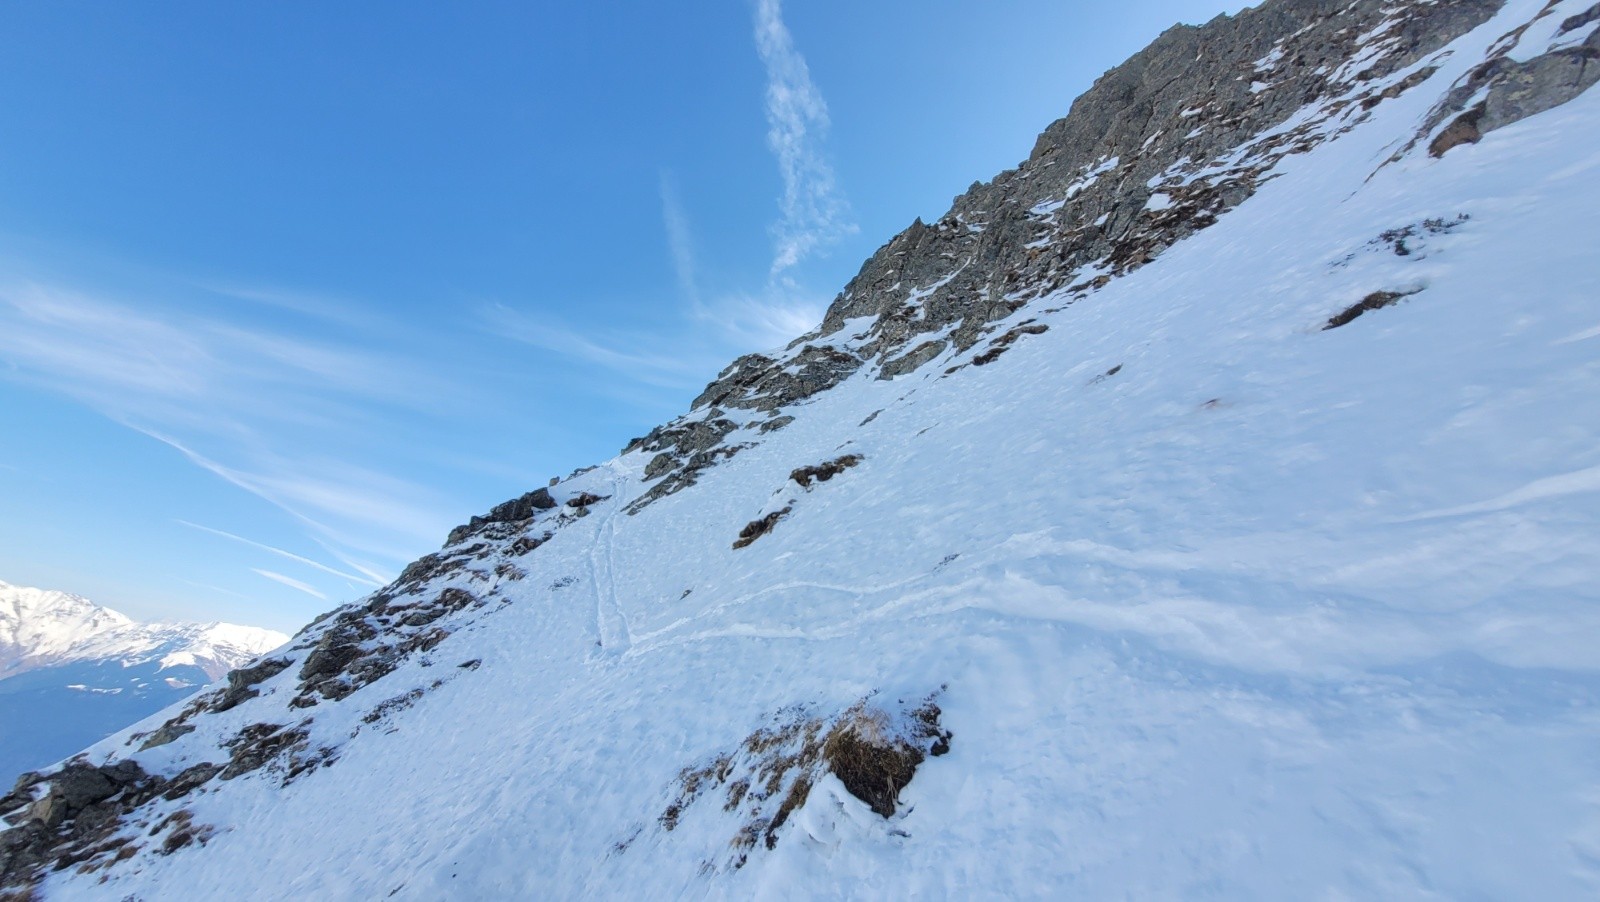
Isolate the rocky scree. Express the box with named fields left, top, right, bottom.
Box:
left=0, top=759, right=212, bottom=894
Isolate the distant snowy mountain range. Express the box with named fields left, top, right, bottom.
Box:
left=0, top=580, right=286, bottom=784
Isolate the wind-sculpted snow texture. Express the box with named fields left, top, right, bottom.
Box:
left=7, top=0, right=1600, bottom=897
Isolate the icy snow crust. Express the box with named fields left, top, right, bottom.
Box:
left=38, top=3, right=1600, bottom=898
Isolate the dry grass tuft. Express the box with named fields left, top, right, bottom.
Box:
left=653, top=690, right=952, bottom=867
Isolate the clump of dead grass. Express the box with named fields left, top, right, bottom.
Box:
left=655, top=690, right=952, bottom=867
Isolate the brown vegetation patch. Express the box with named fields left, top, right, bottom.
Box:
left=566, top=492, right=609, bottom=509
left=652, top=692, right=952, bottom=868
left=732, top=507, right=792, bottom=550
left=789, top=454, right=863, bottom=488
left=1324, top=287, right=1423, bottom=330
left=1429, top=104, right=1485, bottom=157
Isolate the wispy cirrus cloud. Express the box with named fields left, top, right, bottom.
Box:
left=251, top=568, right=327, bottom=601
left=659, top=173, right=700, bottom=307
left=481, top=302, right=721, bottom=392
left=309, top=540, right=392, bottom=588
left=657, top=172, right=828, bottom=353
left=0, top=282, right=448, bottom=433
left=689, top=289, right=824, bottom=351
left=482, top=283, right=826, bottom=400
left=137, top=427, right=450, bottom=566
left=194, top=280, right=389, bottom=331
left=177, top=520, right=384, bottom=588
left=753, top=0, right=855, bottom=281
left=488, top=1, right=847, bottom=399
left=0, top=279, right=468, bottom=601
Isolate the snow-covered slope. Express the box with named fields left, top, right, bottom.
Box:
left=0, top=581, right=287, bottom=786
left=5, top=0, right=1600, bottom=897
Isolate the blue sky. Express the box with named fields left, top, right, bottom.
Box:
left=0, top=0, right=1249, bottom=632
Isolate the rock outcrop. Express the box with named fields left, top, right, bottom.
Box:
left=1414, top=0, right=1600, bottom=157
left=622, top=0, right=1507, bottom=512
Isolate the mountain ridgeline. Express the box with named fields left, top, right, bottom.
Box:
left=5, top=0, right=1599, bottom=897
left=0, top=582, right=286, bottom=804
left=624, top=0, right=1581, bottom=505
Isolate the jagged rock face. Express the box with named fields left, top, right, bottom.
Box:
left=753, top=0, right=1502, bottom=381
left=1417, top=0, right=1600, bottom=156
left=629, top=0, right=1504, bottom=512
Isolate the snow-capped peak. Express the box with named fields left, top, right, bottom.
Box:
left=0, top=580, right=287, bottom=680
left=0, top=580, right=133, bottom=672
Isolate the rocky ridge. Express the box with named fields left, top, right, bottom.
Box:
left=626, top=0, right=1519, bottom=510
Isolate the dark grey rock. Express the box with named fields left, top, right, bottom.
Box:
left=16, top=759, right=146, bottom=832
left=622, top=418, right=748, bottom=513
left=1412, top=3, right=1600, bottom=158
left=401, top=609, right=443, bottom=627
left=644, top=452, right=677, bottom=479
left=47, top=764, right=118, bottom=811
left=628, top=417, right=739, bottom=457
left=5, top=774, right=41, bottom=798
left=445, top=488, right=559, bottom=546
left=102, top=760, right=147, bottom=786
left=162, top=763, right=222, bottom=801
left=508, top=533, right=548, bottom=556
left=436, top=588, right=476, bottom=612
left=299, top=643, right=362, bottom=684
left=1480, top=40, right=1600, bottom=132
left=879, top=340, right=948, bottom=379
left=800, top=0, right=1499, bottom=373
left=791, top=455, right=864, bottom=488
left=690, top=345, right=861, bottom=413
left=220, top=723, right=310, bottom=781
left=0, top=773, right=43, bottom=822
left=210, top=657, right=292, bottom=713
left=395, top=553, right=452, bottom=587
left=1562, top=3, right=1600, bottom=34
left=25, top=792, right=66, bottom=830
